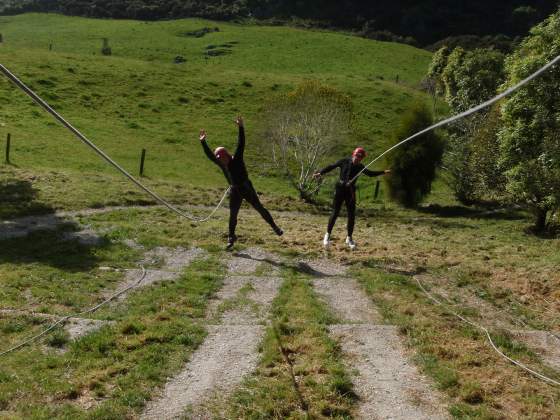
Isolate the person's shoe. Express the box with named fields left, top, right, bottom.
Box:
left=323, top=233, right=331, bottom=248
left=273, top=226, right=284, bottom=236
left=345, top=236, right=356, bottom=251
left=226, top=234, right=237, bottom=250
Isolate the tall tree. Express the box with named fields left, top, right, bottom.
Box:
left=499, top=10, right=560, bottom=232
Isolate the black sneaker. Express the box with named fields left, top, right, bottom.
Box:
left=226, top=235, right=237, bottom=250
left=273, top=226, right=284, bottom=236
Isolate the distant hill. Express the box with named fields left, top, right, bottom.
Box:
left=2, top=0, right=559, bottom=46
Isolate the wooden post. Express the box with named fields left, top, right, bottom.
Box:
left=396, top=74, right=399, bottom=84
left=5, top=133, right=11, bottom=164
left=49, top=43, right=53, bottom=51
left=374, top=180, right=380, bottom=199
left=139, top=148, right=146, bottom=176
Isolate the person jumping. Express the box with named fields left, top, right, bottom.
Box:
left=199, top=116, right=283, bottom=250
left=313, top=147, right=390, bottom=250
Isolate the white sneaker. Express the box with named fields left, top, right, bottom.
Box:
left=323, top=233, right=331, bottom=248
left=345, top=236, right=356, bottom=250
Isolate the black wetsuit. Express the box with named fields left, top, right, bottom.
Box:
left=202, top=126, right=279, bottom=238
left=319, top=158, right=384, bottom=236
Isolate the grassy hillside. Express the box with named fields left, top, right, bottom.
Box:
left=0, top=13, right=432, bottom=213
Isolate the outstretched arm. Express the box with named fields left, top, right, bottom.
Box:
left=313, top=159, right=345, bottom=179
left=234, top=116, right=245, bottom=159
left=363, top=168, right=391, bottom=177
left=199, top=129, right=219, bottom=165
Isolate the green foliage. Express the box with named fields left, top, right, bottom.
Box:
left=425, top=46, right=449, bottom=96
left=499, top=10, right=560, bottom=232
left=442, top=48, right=505, bottom=113
left=439, top=47, right=505, bottom=204
left=386, top=102, right=444, bottom=207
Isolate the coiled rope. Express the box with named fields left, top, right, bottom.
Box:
left=0, top=267, right=147, bottom=357
left=350, top=53, right=560, bottom=184
left=415, top=275, right=560, bottom=387
left=0, top=64, right=230, bottom=223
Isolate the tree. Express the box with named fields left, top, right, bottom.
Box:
left=499, top=11, right=560, bottom=232
left=440, top=47, right=505, bottom=204
left=263, top=81, right=352, bottom=202
left=386, top=102, right=444, bottom=208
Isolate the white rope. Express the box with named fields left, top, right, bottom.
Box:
left=0, top=64, right=229, bottom=222
left=0, top=267, right=147, bottom=357
left=415, top=276, right=560, bottom=387
left=350, top=53, right=560, bottom=184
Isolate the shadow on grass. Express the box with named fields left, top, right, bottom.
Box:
left=0, top=228, right=108, bottom=271
left=0, top=177, right=55, bottom=219
left=416, top=204, right=527, bottom=221
left=232, top=251, right=341, bottom=278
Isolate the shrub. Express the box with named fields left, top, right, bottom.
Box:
left=386, top=102, right=444, bottom=208
left=262, top=81, right=352, bottom=202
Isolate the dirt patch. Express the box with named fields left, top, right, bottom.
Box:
left=0, top=309, right=112, bottom=341
left=313, top=277, right=382, bottom=324
left=509, top=331, right=560, bottom=368
left=331, top=325, right=449, bottom=420
left=417, top=274, right=560, bottom=370
left=108, top=247, right=206, bottom=300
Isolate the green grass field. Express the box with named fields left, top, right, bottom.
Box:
left=1, top=12, right=559, bottom=420
left=0, top=13, right=432, bottom=213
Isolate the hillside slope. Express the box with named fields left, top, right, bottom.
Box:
left=0, top=13, right=431, bottom=210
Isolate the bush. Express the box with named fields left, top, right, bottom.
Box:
left=386, top=102, right=444, bottom=208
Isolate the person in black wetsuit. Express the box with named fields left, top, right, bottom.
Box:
left=200, top=116, right=283, bottom=249
left=313, top=147, right=390, bottom=250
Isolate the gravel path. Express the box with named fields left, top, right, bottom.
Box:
left=308, top=260, right=448, bottom=419
left=313, top=277, right=382, bottom=324
left=141, top=248, right=281, bottom=419
left=141, top=325, right=264, bottom=420
left=331, top=325, right=448, bottom=419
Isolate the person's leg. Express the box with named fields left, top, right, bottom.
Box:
left=327, top=187, right=344, bottom=234
left=242, top=182, right=282, bottom=235
left=345, top=189, right=356, bottom=238
left=228, top=187, right=242, bottom=244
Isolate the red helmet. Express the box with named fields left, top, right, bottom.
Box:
left=352, top=147, right=367, bottom=159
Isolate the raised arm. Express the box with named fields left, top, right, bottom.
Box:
left=234, top=116, right=245, bottom=159
left=199, top=129, right=219, bottom=165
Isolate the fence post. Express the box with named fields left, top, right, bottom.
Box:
left=374, top=180, right=380, bottom=199
left=139, top=148, right=146, bottom=176
left=5, top=133, right=11, bottom=164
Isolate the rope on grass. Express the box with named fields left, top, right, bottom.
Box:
left=350, top=53, right=560, bottom=184
left=415, top=275, right=560, bottom=387
left=0, top=64, right=230, bottom=223
left=0, top=267, right=148, bottom=357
